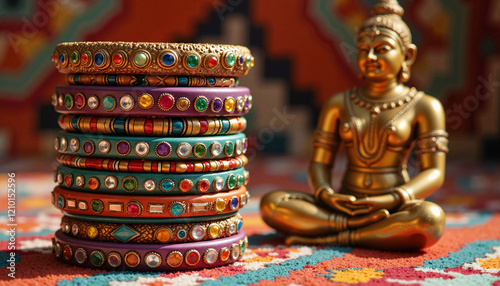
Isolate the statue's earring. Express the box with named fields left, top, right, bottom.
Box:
left=400, top=63, right=410, bottom=82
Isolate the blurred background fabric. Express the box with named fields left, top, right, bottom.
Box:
left=0, top=0, right=499, bottom=163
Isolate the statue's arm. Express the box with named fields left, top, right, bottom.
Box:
left=395, top=95, right=448, bottom=203
left=308, top=92, right=344, bottom=200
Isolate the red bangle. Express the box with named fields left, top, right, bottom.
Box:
left=52, top=186, right=249, bottom=219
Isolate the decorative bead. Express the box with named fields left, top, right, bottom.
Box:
left=75, top=175, right=84, bottom=188
left=208, top=224, right=220, bottom=239
left=64, top=174, right=73, bottom=187
left=238, top=55, right=244, bottom=66
left=230, top=196, right=239, bottom=210
left=59, top=137, right=68, bottom=152
left=225, top=52, right=235, bottom=67
left=143, top=179, right=156, bottom=192
left=225, top=141, right=234, bottom=156
left=185, top=249, right=201, bottom=266
left=176, top=97, right=190, bottom=111
left=193, top=143, right=207, bottom=158
left=211, top=97, right=223, bottom=112
left=54, top=242, right=62, bottom=258
left=213, top=177, right=224, bottom=191
left=113, top=53, right=123, bottom=65
left=204, top=248, right=218, bottom=264
left=179, top=179, right=193, bottom=193
left=155, top=228, right=172, bottom=243
left=122, top=177, right=138, bottom=193
left=219, top=247, right=230, bottom=261
left=166, top=251, right=183, bottom=268
left=104, top=176, right=117, bottom=190
left=158, top=93, right=174, bottom=111
left=214, top=198, right=226, bottom=212
left=246, top=55, right=252, bottom=67
left=134, top=142, right=149, bottom=157
left=160, top=51, right=176, bottom=67
left=71, top=223, right=79, bottom=235
left=63, top=245, right=72, bottom=260
left=74, top=93, right=85, bottom=109
left=227, top=175, right=237, bottom=189
left=138, top=93, right=154, bottom=109
left=160, top=179, right=175, bottom=193
left=169, top=202, right=185, bottom=216
left=124, top=251, right=140, bottom=267
left=71, top=51, right=79, bottom=64
left=133, top=51, right=149, bottom=67
left=155, top=142, right=172, bottom=158
left=107, top=252, right=122, bottom=268
left=116, top=140, right=131, bottom=156
left=91, top=199, right=103, bottom=213
left=82, top=140, right=94, bottom=155
left=57, top=196, right=65, bottom=209
left=194, top=96, right=209, bottom=112
left=190, top=225, right=205, bottom=241
left=231, top=243, right=240, bottom=260
left=98, top=140, right=110, bottom=154
left=185, top=54, right=200, bottom=68
left=228, top=223, right=236, bottom=235
left=224, top=97, right=236, bottom=112
left=177, top=229, right=187, bottom=239
left=74, top=248, right=87, bottom=264
left=176, top=142, right=191, bottom=158
left=62, top=222, right=70, bottom=233
left=210, top=142, right=222, bottom=156
left=207, top=56, right=218, bottom=68
left=197, top=178, right=210, bottom=193
left=102, top=96, right=116, bottom=111
left=119, top=94, right=134, bottom=111
left=145, top=252, right=162, bottom=268
left=87, top=226, right=98, bottom=239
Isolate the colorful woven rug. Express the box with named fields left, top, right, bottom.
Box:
left=1, top=157, right=500, bottom=285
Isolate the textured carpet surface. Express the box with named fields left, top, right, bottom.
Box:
left=1, top=157, right=500, bottom=285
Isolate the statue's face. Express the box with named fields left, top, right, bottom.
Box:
left=356, top=34, right=405, bottom=82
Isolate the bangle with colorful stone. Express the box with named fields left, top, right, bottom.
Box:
left=57, top=114, right=247, bottom=136
left=53, top=86, right=252, bottom=116
left=52, top=185, right=249, bottom=218
left=53, top=229, right=247, bottom=271
left=60, top=213, right=243, bottom=244
left=54, top=164, right=249, bottom=195
left=66, top=74, right=239, bottom=87
left=53, top=42, right=253, bottom=76
left=55, top=132, right=247, bottom=160
left=57, top=154, right=248, bottom=174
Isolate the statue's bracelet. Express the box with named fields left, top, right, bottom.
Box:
left=57, top=114, right=247, bottom=136
left=53, top=229, right=247, bottom=271
left=53, top=85, right=252, bottom=117
left=60, top=213, right=243, bottom=244
left=55, top=132, right=247, bottom=160
left=66, top=74, right=239, bottom=87
left=54, top=165, right=249, bottom=195
left=393, top=187, right=414, bottom=206
left=314, top=185, right=334, bottom=203
left=57, top=154, right=248, bottom=174
left=52, top=185, right=249, bottom=218
left=52, top=42, right=253, bottom=76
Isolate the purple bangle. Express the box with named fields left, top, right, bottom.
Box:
left=53, top=85, right=252, bottom=117
left=53, top=229, right=247, bottom=271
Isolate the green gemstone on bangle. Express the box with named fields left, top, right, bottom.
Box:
left=186, top=54, right=199, bottom=68
left=225, top=142, right=234, bottom=156
left=227, top=175, right=237, bottom=189
left=91, top=200, right=103, bottom=213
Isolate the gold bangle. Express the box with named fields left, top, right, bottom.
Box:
left=393, top=187, right=414, bottom=206
left=53, top=42, right=254, bottom=76
left=60, top=213, right=243, bottom=243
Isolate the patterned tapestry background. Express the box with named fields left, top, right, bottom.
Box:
left=0, top=0, right=499, bottom=161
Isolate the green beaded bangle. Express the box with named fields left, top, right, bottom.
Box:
left=55, top=132, right=247, bottom=160
left=55, top=165, right=249, bottom=195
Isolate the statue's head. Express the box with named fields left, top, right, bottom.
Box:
left=356, top=0, right=416, bottom=83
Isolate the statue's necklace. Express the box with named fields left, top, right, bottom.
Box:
left=351, top=87, right=416, bottom=118
left=346, top=87, right=421, bottom=166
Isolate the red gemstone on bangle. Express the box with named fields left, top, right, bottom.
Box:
left=199, top=119, right=208, bottom=135
left=159, top=95, right=174, bottom=110
left=186, top=162, right=194, bottom=172
left=208, top=56, right=218, bottom=68
left=229, top=159, right=236, bottom=169
left=81, top=54, right=88, bottom=63
left=144, top=119, right=153, bottom=135
left=203, top=161, right=210, bottom=172
left=198, top=179, right=210, bottom=192
left=74, top=94, right=84, bottom=108
left=113, top=54, right=123, bottom=64
left=170, top=162, right=176, bottom=172
left=63, top=245, right=72, bottom=260
left=186, top=251, right=200, bottom=265
left=179, top=179, right=193, bottom=192
left=127, top=203, right=141, bottom=216
left=64, top=174, right=72, bottom=187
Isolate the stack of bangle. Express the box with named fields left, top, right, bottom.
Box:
left=50, top=41, right=254, bottom=271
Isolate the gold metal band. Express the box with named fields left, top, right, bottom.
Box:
left=60, top=214, right=243, bottom=244
left=416, top=130, right=449, bottom=155
left=53, top=42, right=254, bottom=76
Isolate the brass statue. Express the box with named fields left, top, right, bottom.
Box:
left=260, top=0, right=448, bottom=251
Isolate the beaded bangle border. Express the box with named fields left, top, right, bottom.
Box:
left=57, top=154, right=248, bottom=174
left=66, top=74, right=239, bottom=87
left=53, top=229, right=247, bottom=271
left=52, top=42, right=254, bottom=76
left=62, top=211, right=238, bottom=224
left=57, top=114, right=247, bottom=136
left=54, top=165, right=249, bottom=195
left=53, top=86, right=252, bottom=116
left=52, top=185, right=249, bottom=218
left=60, top=213, right=243, bottom=244
left=55, top=132, right=247, bottom=160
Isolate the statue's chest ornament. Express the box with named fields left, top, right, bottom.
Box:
left=344, top=87, right=422, bottom=166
